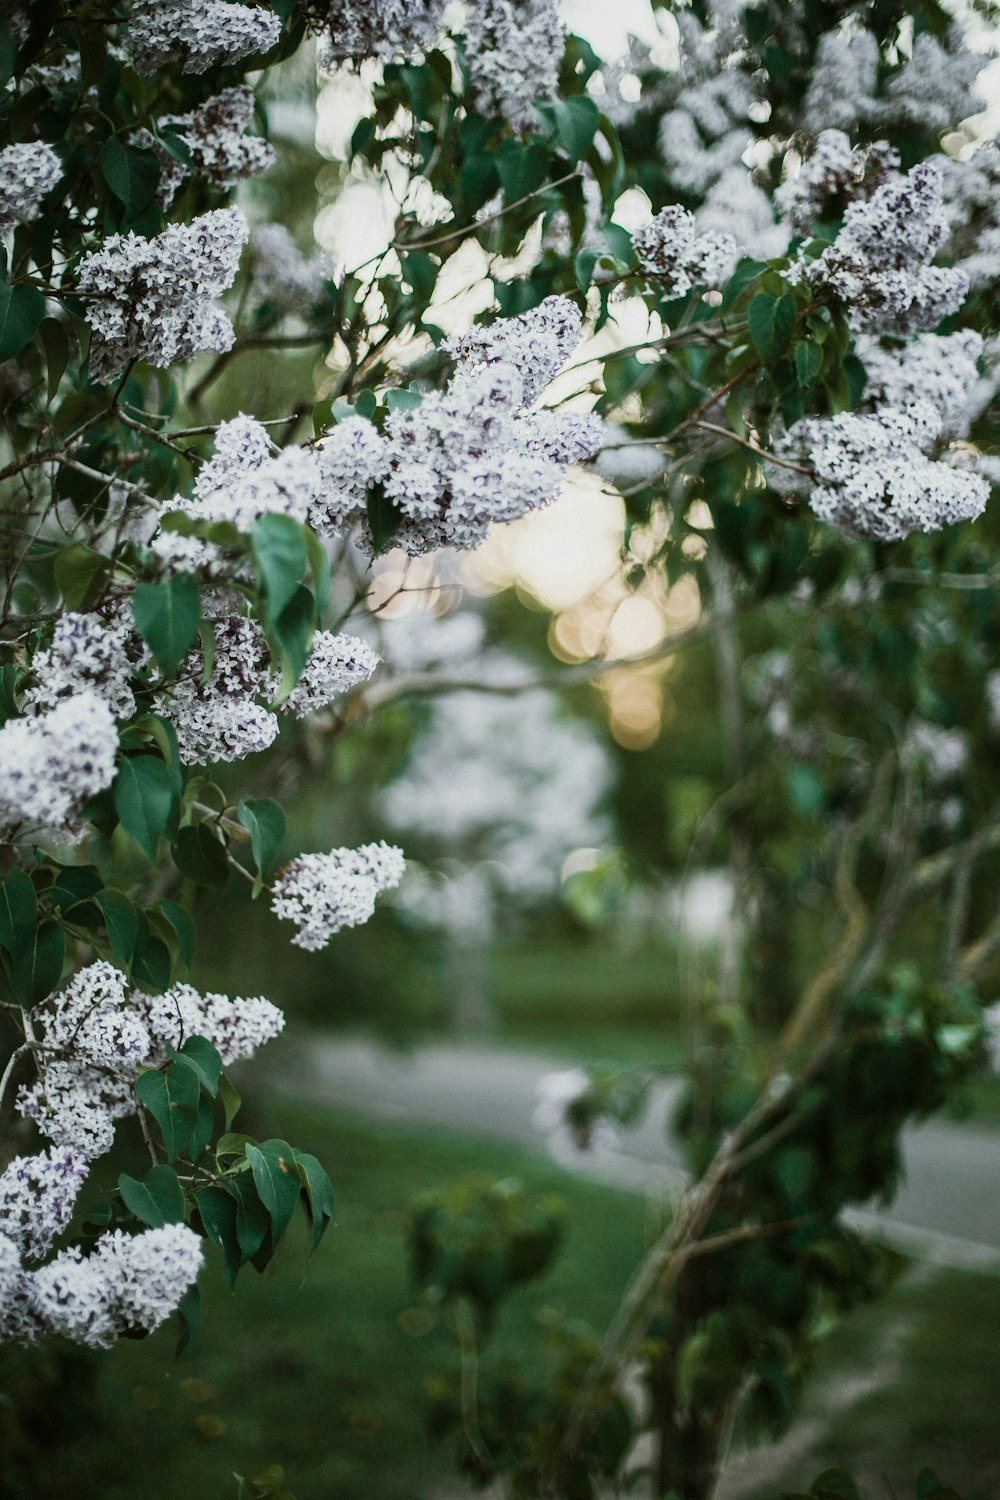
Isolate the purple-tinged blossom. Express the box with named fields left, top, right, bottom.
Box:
left=272, top=843, right=405, bottom=950
left=0, top=142, right=62, bottom=229
left=125, top=0, right=280, bottom=75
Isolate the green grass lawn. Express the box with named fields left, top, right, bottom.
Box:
left=5, top=1096, right=1000, bottom=1500
left=4, top=1101, right=652, bottom=1500
left=723, top=1263, right=1000, bottom=1500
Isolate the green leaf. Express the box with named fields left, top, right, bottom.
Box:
left=809, top=1472, right=860, bottom=1500
left=247, top=1139, right=301, bottom=1243
left=175, top=1283, right=201, bottom=1355
left=7, top=920, right=65, bottom=1008
left=132, top=574, right=201, bottom=677
left=293, top=1150, right=335, bottom=1249
left=172, top=823, right=229, bottom=888
left=495, top=139, right=549, bottom=202
left=95, top=889, right=140, bottom=965
left=100, top=136, right=160, bottom=220
left=366, top=488, right=403, bottom=555
left=224, top=1174, right=270, bottom=1259
left=114, top=756, right=177, bottom=860
left=129, top=914, right=172, bottom=992
left=0, top=868, right=38, bottom=963
left=38, top=316, right=71, bottom=404
left=51, top=866, right=103, bottom=915
left=251, top=514, right=307, bottom=626
left=172, top=1035, right=222, bottom=1095
left=747, top=292, right=796, bottom=368
left=135, top=1057, right=202, bottom=1161
left=53, top=542, right=110, bottom=611
left=155, top=898, right=195, bottom=967
left=118, top=1164, right=185, bottom=1227
left=272, top=585, right=315, bottom=688
left=238, top=798, right=285, bottom=894
left=219, top=1072, right=242, bottom=1133
left=197, top=1185, right=242, bottom=1286
left=536, top=95, right=599, bottom=163
left=189, top=1091, right=215, bottom=1165
left=0, top=277, right=46, bottom=361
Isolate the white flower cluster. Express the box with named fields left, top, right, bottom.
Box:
left=161, top=613, right=278, bottom=764
left=0, top=142, right=62, bottom=230
left=150, top=530, right=229, bottom=579
left=800, top=26, right=880, bottom=136
left=126, top=0, right=281, bottom=75
left=283, top=632, right=379, bottom=716
left=632, top=204, right=740, bottom=297
left=940, top=143, right=1000, bottom=293
left=905, top=720, right=968, bottom=783
left=775, top=131, right=900, bottom=235
left=318, top=0, right=445, bottom=62
left=463, top=0, right=564, bottom=134
left=800, top=25, right=981, bottom=138
left=0, top=1148, right=88, bottom=1264
left=379, top=668, right=612, bottom=898
left=132, top=982, right=284, bottom=1066
left=698, top=167, right=788, bottom=263
left=795, top=160, right=967, bottom=335
left=855, top=330, right=992, bottom=441
left=658, top=12, right=753, bottom=198
left=377, top=298, right=602, bottom=552
left=0, top=692, right=119, bottom=843
left=174, top=300, right=601, bottom=555
left=250, top=223, right=332, bottom=313
left=23, top=609, right=138, bottom=720
left=2, top=1223, right=204, bottom=1348
left=17, top=961, right=284, bottom=1161
left=271, top=842, right=405, bottom=950
left=144, top=86, right=275, bottom=208
left=178, top=413, right=322, bottom=532
left=77, top=207, right=248, bottom=381
left=774, top=403, right=990, bottom=543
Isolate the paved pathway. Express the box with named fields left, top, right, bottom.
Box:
left=275, top=1035, right=1000, bottom=1271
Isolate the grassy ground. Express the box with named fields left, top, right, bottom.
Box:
left=722, top=1262, right=1000, bottom=1500
left=6, top=1101, right=652, bottom=1500
left=4, top=1098, right=1000, bottom=1500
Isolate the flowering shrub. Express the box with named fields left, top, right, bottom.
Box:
left=1, top=0, right=1000, bottom=1495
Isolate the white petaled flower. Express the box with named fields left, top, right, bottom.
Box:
left=905, top=720, right=968, bottom=783
left=271, top=843, right=406, bottom=950
left=773, top=403, right=990, bottom=542
left=150, top=531, right=228, bottom=579
left=463, top=0, right=565, bottom=134
left=855, top=330, right=992, bottom=441
left=940, top=142, right=1000, bottom=292
left=0, top=692, right=119, bottom=842
left=632, top=205, right=740, bottom=298
left=312, top=415, right=391, bottom=536
left=881, top=30, right=982, bottom=135
left=800, top=26, right=879, bottom=135
left=698, top=167, right=789, bottom=262
left=95, top=1224, right=204, bottom=1335
left=23, top=609, right=138, bottom=720
left=125, top=0, right=281, bottom=74
left=15, top=962, right=145, bottom=1161
left=318, top=0, right=445, bottom=62
left=0, top=1149, right=89, bottom=1264
left=333, top=299, right=604, bottom=554
left=29, top=1224, right=203, bottom=1347
left=250, top=223, right=332, bottom=313
left=76, top=208, right=248, bottom=381
left=445, top=295, right=584, bottom=406
left=175, top=413, right=323, bottom=532
left=656, top=10, right=754, bottom=198
left=158, top=614, right=278, bottom=764
left=132, top=982, right=285, bottom=1066
left=795, top=160, right=968, bottom=335
left=774, top=131, right=900, bottom=235
left=142, top=86, right=275, bottom=208
left=0, top=142, right=62, bottom=229
left=283, top=632, right=380, bottom=717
